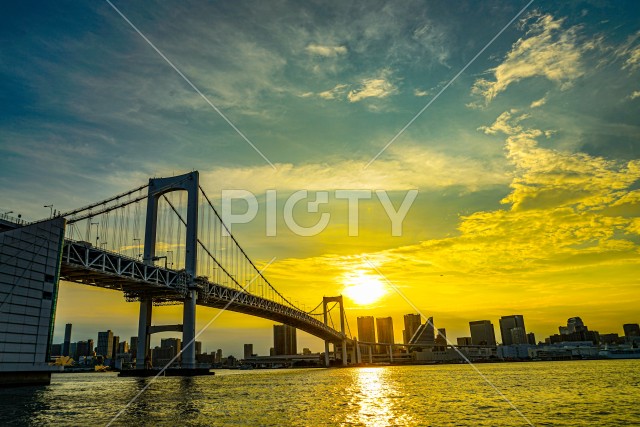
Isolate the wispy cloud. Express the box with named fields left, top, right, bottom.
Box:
left=318, top=84, right=349, bottom=100
left=348, top=70, right=397, bottom=102
left=305, top=44, right=347, bottom=57
left=530, top=95, right=548, bottom=108
left=413, top=89, right=429, bottom=97
left=629, top=91, right=640, bottom=100
left=471, top=14, right=586, bottom=105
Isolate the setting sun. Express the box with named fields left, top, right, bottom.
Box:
left=342, top=270, right=387, bottom=306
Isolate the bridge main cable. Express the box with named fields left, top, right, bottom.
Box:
left=58, top=183, right=149, bottom=220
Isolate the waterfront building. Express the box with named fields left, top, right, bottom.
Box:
left=499, top=315, right=527, bottom=345
left=623, top=323, right=640, bottom=341
left=469, top=320, right=496, bottom=346
left=273, top=324, right=297, bottom=355
left=244, top=344, right=253, bottom=360
left=403, top=314, right=422, bottom=344
left=409, top=317, right=435, bottom=348
left=457, top=337, right=472, bottom=346
left=357, top=316, right=376, bottom=343
left=97, top=330, right=114, bottom=358
left=435, top=328, right=447, bottom=346
left=62, top=324, right=72, bottom=357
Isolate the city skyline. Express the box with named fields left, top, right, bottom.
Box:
left=3, top=1, right=640, bottom=356
left=52, top=313, right=639, bottom=359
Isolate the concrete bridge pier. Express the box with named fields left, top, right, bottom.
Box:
left=135, top=298, right=152, bottom=369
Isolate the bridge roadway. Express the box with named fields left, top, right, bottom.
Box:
left=60, top=240, right=346, bottom=344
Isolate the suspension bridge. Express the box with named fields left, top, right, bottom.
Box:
left=2, top=171, right=380, bottom=373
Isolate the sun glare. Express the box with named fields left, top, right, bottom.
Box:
left=342, top=270, right=387, bottom=306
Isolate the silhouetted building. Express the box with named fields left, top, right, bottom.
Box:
left=118, top=341, right=129, bottom=354
left=62, top=323, right=72, bottom=357
left=527, top=332, right=536, bottom=345
left=130, top=337, right=138, bottom=359
left=244, top=344, right=253, bottom=360
left=376, top=317, right=395, bottom=344
left=600, top=333, right=620, bottom=345
left=409, top=317, right=435, bottom=348
left=457, top=337, right=472, bottom=346
left=623, top=324, right=640, bottom=339
left=549, top=317, right=599, bottom=345
left=357, top=316, right=376, bottom=343
left=195, top=341, right=202, bottom=356
left=215, top=349, right=223, bottom=363
left=51, top=343, right=62, bottom=357
left=499, top=315, right=526, bottom=345
left=112, top=335, right=120, bottom=360
left=435, top=328, right=447, bottom=346
left=469, top=320, right=496, bottom=346
left=76, top=340, right=91, bottom=359
left=567, top=317, right=586, bottom=333
left=97, top=330, right=114, bottom=358
left=403, top=314, right=422, bottom=344
left=274, top=324, right=297, bottom=355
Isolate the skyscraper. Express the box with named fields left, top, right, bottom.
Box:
left=435, top=328, right=447, bottom=345
left=499, top=315, right=527, bottom=345
left=97, top=330, right=114, bottom=358
left=273, top=324, right=297, bottom=355
left=62, top=323, right=72, bottom=357
left=376, top=317, right=395, bottom=344
left=469, top=320, right=496, bottom=346
left=244, top=344, right=253, bottom=360
left=130, top=337, right=138, bottom=359
left=403, top=314, right=422, bottom=344
left=112, top=335, right=120, bottom=360
left=357, top=316, right=376, bottom=343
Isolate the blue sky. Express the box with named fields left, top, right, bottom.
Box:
left=1, top=1, right=639, bottom=356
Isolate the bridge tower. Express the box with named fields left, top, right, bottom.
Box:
left=322, top=296, right=347, bottom=367
left=136, top=171, right=199, bottom=370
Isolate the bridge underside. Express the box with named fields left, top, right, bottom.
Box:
left=59, top=253, right=344, bottom=344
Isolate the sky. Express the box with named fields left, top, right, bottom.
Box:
left=1, top=0, right=639, bottom=357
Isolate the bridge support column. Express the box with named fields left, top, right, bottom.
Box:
left=182, top=289, right=197, bottom=369
left=389, top=345, right=393, bottom=363
left=342, top=340, right=348, bottom=366
left=324, top=341, right=330, bottom=367
left=368, top=345, right=373, bottom=363
left=136, top=298, right=152, bottom=369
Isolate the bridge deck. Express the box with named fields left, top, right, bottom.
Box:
left=60, top=241, right=345, bottom=343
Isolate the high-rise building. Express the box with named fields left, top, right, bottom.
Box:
left=357, top=316, right=376, bottom=343
left=161, top=338, right=181, bottom=353
left=76, top=340, right=90, bottom=359
left=409, top=317, right=435, bottom=347
left=273, top=324, right=297, bottom=355
left=97, top=330, right=114, bottom=358
left=215, top=349, right=223, bottom=363
left=527, top=332, right=536, bottom=345
left=403, top=314, right=422, bottom=344
left=244, top=344, right=253, bottom=360
left=510, top=327, right=527, bottom=345
left=130, top=337, right=138, bottom=359
left=112, top=335, right=120, bottom=360
left=195, top=341, right=202, bottom=356
left=623, top=323, right=640, bottom=338
left=376, top=317, right=395, bottom=344
left=499, top=315, right=527, bottom=345
left=62, top=323, right=72, bottom=357
left=469, top=320, right=496, bottom=346
left=118, top=341, right=129, bottom=354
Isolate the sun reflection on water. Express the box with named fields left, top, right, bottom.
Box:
left=345, top=367, right=414, bottom=426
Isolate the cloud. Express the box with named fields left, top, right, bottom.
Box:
left=530, top=95, right=548, bottom=108
left=347, top=72, right=397, bottom=102
left=318, top=84, right=348, bottom=100
left=630, top=91, right=640, bottom=100
left=414, top=89, right=429, bottom=97
left=471, top=14, right=585, bottom=105
left=305, top=44, right=348, bottom=57
left=200, top=144, right=510, bottom=195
